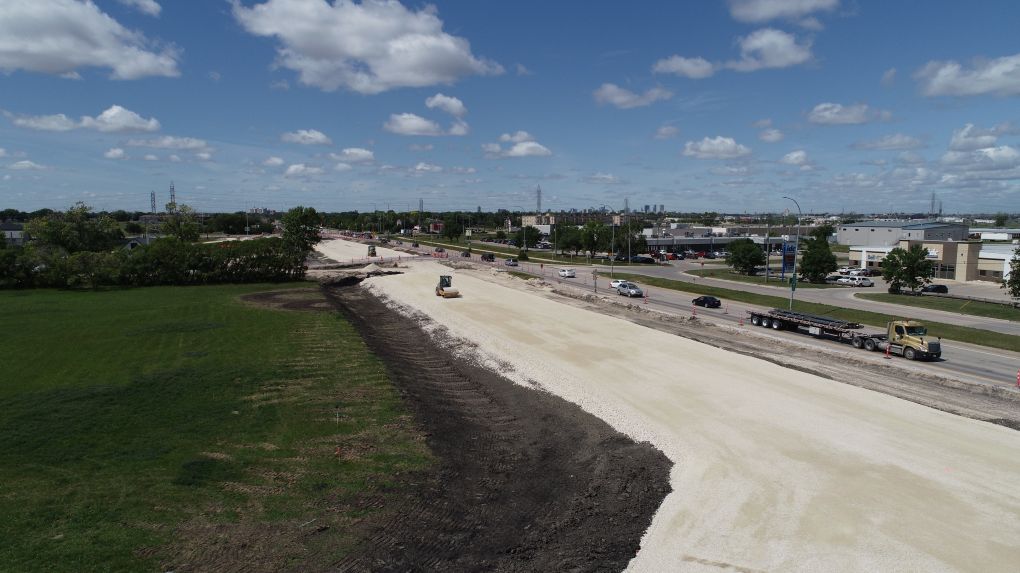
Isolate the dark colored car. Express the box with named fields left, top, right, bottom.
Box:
left=434, top=247, right=445, bottom=253
left=921, top=284, right=949, bottom=294
left=480, top=253, right=495, bottom=262
left=412, top=242, right=419, bottom=247
left=692, top=296, right=721, bottom=308
left=460, top=250, right=472, bottom=257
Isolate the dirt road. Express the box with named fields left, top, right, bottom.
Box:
left=364, top=261, right=1020, bottom=572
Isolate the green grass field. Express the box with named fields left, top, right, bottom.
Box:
left=687, top=268, right=839, bottom=289
left=857, top=293, right=1020, bottom=322
left=0, top=285, right=429, bottom=571
left=610, top=273, right=1020, bottom=353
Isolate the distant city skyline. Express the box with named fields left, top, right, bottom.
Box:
left=2, top=1, right=1019, bottom=214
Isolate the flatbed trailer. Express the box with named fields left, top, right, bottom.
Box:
left=746, top=308, right=942, bottom=361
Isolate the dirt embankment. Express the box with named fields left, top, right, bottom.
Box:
left=325, top=284, right=672, bottom=572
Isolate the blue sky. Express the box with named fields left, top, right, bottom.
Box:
left=2, top=0, right=1019, bottom=215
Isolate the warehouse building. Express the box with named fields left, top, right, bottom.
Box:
left=849, top=240, right=1015, bottom=282
left=836, top=221, right=969, bottom=246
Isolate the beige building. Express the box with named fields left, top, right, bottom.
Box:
left=848, top=239, right=1016, bottom=282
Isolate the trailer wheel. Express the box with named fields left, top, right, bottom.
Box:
left=761, top=317, right=771, bottom=328
left=771, top=320, right=783, bottom=330
left=863, top=338, right=877, bottom=352
left=851, top=336, right=863, bottom=349
left=904, top=347, right=916, bottom=360
left=750, top=315, right=761, bottom=326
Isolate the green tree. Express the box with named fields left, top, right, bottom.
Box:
left=441, top=216, right=464, bottom=242
left=25, top=202, right=123, bottom=253
left=494, top=229, right=507, bottom=241
left=699, top=212, right=718, bottom=226
left=161, top=204, right=200, bottom=242
left=515, top=225, right=541, bottom=249
left=799, top=226, right=837, bottom=283
left=556, top=226, right=583, bottom=255
left=581, top=221, right=608, bottom=258
left=281, top=206, right=322, bottom=254
left=66, top=251, right=123, bottom=290
left=727, top=239, right=765, bottom=275
left=1002, top=245, right=1020, bottom=300
left=994, top=213, right=1008, bottom=227
left=882, top=244, right=933, bottom=294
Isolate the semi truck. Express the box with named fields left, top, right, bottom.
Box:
left=746, top=308, right=942, bottom=361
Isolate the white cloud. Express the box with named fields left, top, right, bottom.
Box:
left=232, top=0, right=502, bottom=94
left=10, top=105, right=159, bottom=133
left=104, top=147, right=126, bottom=159
left=270, top=79, right=290, bottom=90
left=683, top=136, right=751, bottom=159
left=143, top=154, right=159, bottom=161
left=168, top=154, right=181, bottom=162
left=483, top=134, right=552, bottom=159
left=505, top=142, right=552, bottom=157
left=593, top=83, right=672, bottom=109
left=948, top=123, right=1015, bottom=150
left=881, top=67, right=897, bottom=86
left=727, top=0, right=838, bottom=23
left=117, top=0, right=161, bottom=17
left=410, top=143, right=434, bottom=152
left=263, top=156, right=285, bottom=167
left=759, top=128, right=784, bottom=142
left=334, top=162, right=352, bottom=172
left=330, top=148, right=375, bottom=163
left=414, top=162, right=442, bottom=173
left=779, top=149, right=809, bottom=165
left=941, top=146, right=1020, bottom=171
left=281, top=129, right=332, bottom=145
left=915, top=53, right=1020, bottom=97
left=654, top=125, right=679, bottom=139
left=652, top=55, right=715, bottom=79
left=8, top=160, right=45, bottom=170
left=727, top=28, right=812, bottom=72
left=425, top=93, right=467, bottom=117
left=195, top=152, right=212, bottom=161
left=128, top=135, right=209, bottom=151
left=451, top=166, right=476, bottom=174
left=853, top=133, right=924, bottom=150
left=0, top=148, right=6, bottom=158
left=0, top=0, right=179, bottom=79
left=753, top=118, right=773, bottom=128
left=581, top=172, right=625, bottom=185
left=515, top=63, right=532, bottom=76
left=384, top=113, right=444, bottom=136
left=207, top=71, right=221, bottom=82
left=499, top=131, right=534, bottom=143
left=808, top=102, right=889, bottom=124
left=284, top=163, right=323, bottom=177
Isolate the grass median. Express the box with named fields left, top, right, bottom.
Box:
left=857, top=292, right=1020, bottom=322
left=0, top=284, right=430, bottom=571
left=688, top=268, right=840, bottom=289
left=610, top=272, right=1020, bottom=353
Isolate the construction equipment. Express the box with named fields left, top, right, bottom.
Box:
left=436, top=275, right=460, bottom=298
left=367, top=245, right=377, bottom=257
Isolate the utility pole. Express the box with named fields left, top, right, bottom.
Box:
left=783, top=196, right=802, bottom=310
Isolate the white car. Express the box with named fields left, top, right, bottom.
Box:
left=558, top=268, right=576, bottom=278
left=610, top=279, right=626, bottom=289
left=838, top=276, right=873, bottom=287
left=838, top=266, right=854, bottom=274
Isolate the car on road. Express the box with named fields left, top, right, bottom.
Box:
left=411, top=242, right=419, bottom=247
left=480, top=253, right=495, bottom=262
left=434, top=246, right=445, bottom=253
left=616, top=282, right=643, bottom=297
left=504, top=258, right=519, bottom=267
left=921, top=284, right=949, bottom=293
left=630, top=255, right=656, bottom=264
left=558, top=268, right=576, bottom=278
left=460, top=250, right=471, bottom=257
left=610, top=279, right=626, bottom=289
left=692, top=295, right=722, bottom=308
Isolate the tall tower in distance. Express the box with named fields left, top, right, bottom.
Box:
left=536, top=185, right=542, bottom=213
left=168, top=181, right=177, bottom=213
left=150, top=191, right=156, bottom=214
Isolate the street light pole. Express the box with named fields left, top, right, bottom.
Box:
left=782, top=196, right=802, bottom=310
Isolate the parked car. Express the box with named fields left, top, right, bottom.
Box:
left=921, top=284, right=949, bottom=294
left=610, top=279, right=626, bottom=289
left=480, top=253, right=495, bottom=262
left=460, top=250, right=472, bottom=257
left=838, top=266, right=853, bottom=274
left=825, top=274, right=843, bottom=284
left=630, top=255, right=656, bottom=264
left=558, top=268, right=576, bottom=278
left=434, top=246, right=445, bottom=253
left=616, top=282, right=643, bottom=297
left=692, top=296, right=721, bottom=308
left=703, top=252, right=716, bottom=259
left=411, top=242, right=420, bottom=248
left=504, top=258, right=519, bottom=267
left=839, top=276, right=874, bottom=287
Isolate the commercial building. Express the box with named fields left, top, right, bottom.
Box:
left=1, top=221, right=24, bottom=246
left=849, top=240, right=1015, bottom=282
left=836, top=221, right=968, bottom=246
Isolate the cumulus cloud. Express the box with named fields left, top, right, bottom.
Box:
left=948, top=123, right=1018, bottom=150
left=104, top=147, right=126, bottom=159
left=852, top=133, right=923, bottom=150
left=281, top=129, right=332, bottom=145
left=915, top=53, right=1020, bottom=97
left=779, top=149, right=810, bottom=166
left=683, top=136, right=751, bottom=159
left=727, top=28, right=812, bottom=72
left=334, top=162, right=352, bottom=172
left=655, top=125, right=679, bottom=139
left=515, top=63, right=532, bottom=76
left=483, top=132, right=552, bottom=158
left=0, top=148, right=6, bottom=157
left=808, top=102, right=890, bottom=124
left=727, top=0, right=839, bottom=23
left=581, top=172, right=625, bottom=185
left=941, top=146, right=1020, bottom=171
left=8, top=160, right=45, bottom=170
left=593, top=83, right=672, bottom=109
left=117, top=0, right=161, bottom=17
left=414, top=162, right=442, bottom=173
left=330, top=147, right=375, bottom=163
left=0, top=0, right=179, bottom=79
left=128, top=135, right=209, bottom=150
left=143, top=154, right=159, bottom=161
left=759, top=128, right=784, bottom=142
left=231, top=0, right=502, bottom=94
left=263, top=156, right=285, bottom=167
left=652, top=55, right=715, bottom=79
left=450, top=166, right=476, bottom=174
left=409, top=143, right=434, bottom=152
left=384, top=113, right=444, bottom=136
left=425, top=93, right=467, bottom=117
left=284, top=163, right=323, bottom=177
left=881, top=67, right=897, bottom=86
left=9, top=105, right=160, bottom=133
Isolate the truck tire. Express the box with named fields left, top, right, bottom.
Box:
left=751, top=315, right=761, bottom=326
left=761, top=317, right=771, bottom=328
left=771, top=320, right=782, bottom=330
left=863, top=338, right=877, bottom=352
left=904, top=347, right=916, bottom=360
left=851, top=336, right=863, bottom=349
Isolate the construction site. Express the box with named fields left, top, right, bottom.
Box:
left=312, top=237, right=1020, bottom=572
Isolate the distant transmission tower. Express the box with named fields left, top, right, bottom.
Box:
left=169, top=181, right=177, bottom=213
left=536, top=185, right=542, bottom=213
left=150, top=191, right=156, bottom=214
